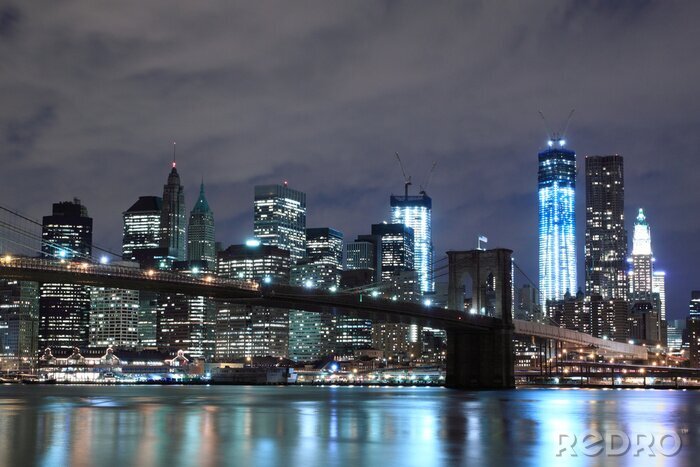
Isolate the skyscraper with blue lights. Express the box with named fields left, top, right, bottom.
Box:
left=390, top=193, right=433, bottom=293
left=538, top=140, right=577, bottom=305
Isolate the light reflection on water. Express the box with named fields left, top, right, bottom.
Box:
left=0, top=385, right=696, bottom=467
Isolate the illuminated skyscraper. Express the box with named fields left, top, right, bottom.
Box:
left=187, top=181, right=216, bottom=271
left=215, top=243, right=291, bottom=358
left=629, top=208, right=653, bottom=295
left=0, top=280, right=38, bottom=359
left=289, top=228, right=343, bottom=361
left=538, top=140, right=577, bottom=305
left=391, top=193, right=433, bottom=293
left=254, top=183, right=306, bottom=264
left=160, top=160, right=186, bottom=261
left=122, top=196, right=162, bottom=261
left=89, top=287, right=139, bottom=350
left=39, top=199, right=92, bottom=350
left=653, top=271, right=666, bottom=321
left=585, top=155, right=627, bottom=299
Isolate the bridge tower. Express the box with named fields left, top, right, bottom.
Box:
left=445, top=248, right=514, bottom=389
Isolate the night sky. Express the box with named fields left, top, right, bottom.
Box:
left=1, top=2, right=698, bottom=319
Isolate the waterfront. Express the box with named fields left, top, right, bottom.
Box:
left=0, top=385, right=695, bottom=466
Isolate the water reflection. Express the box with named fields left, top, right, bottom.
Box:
left=0, top=385, right=695, bottom=466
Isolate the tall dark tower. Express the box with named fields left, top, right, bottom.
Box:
left=585, top=155, right=627, bottom=299
left=187, top=181, right=216, bottom=271
left=160, top=148, right=186, bottom=261
left=39, top=199, right=93, bottom=351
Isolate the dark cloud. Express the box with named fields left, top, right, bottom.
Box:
left=0, top=1, right=698, bottom=318
left=0, top=5, right=20, bottom=39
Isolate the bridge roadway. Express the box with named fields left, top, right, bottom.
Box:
left=0, top=256, right=649, bottom=388
left=0, top=256, right=499, bottom=332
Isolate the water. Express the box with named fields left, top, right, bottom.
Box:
left=0, top=385, right=696, bottom=466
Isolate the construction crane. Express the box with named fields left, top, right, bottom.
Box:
left=395, top=152, right=412, bottom=199
left=538, top=109, right=575, bottom=147
left=419, top=161, right=437, bottom=196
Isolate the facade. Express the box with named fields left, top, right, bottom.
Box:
left=39, top=199, right=92, bottom=351
left=160, top=161, right=187, bottom=261
left=89, top=288, right=139, bottom=349
left=346, top=239, right=378, bottom=279
left=305, top=228, right=343, bottom=278
left=187, top=182, right=216, bottom=271
left=215, top=243, right=291, bottom=358
left=371, top=223, right=414, bottom=283
left=588, top=295, right=629, bottom=342
left=667, top=319, right=686, bottom=352
left=585, top=155, right=627, bottom=299
left=688, top=292, right=700, bottom=366
left=538, top=142, right=577, bottom=305
left=288, top=228, right=343, bottom=361
left=122, top=196, right=162, bottom=261
left=390, top=193, right=433, bottom=293
left=254, top=184, right=306, bottom=264
left=0, top=280, right=39, bottom=360
left=138, top=291, right=159, bottom=349
left=652, top=271, right=666, bottom=321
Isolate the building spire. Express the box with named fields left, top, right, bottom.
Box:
left=172, top=142, right=177, bottom=168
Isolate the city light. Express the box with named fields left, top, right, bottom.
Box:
left=100, top=256, right=109, bottom=264
left=329, top=285, right=337, bottom=293
left=263, top=276, right=272, bottom=284
left=245, top=239, right=261, bottom=247
left=423, top=298, right=432, bottom=307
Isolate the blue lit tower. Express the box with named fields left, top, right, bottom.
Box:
left=538, top=138, right=577, bottom=305
left=390, top=192, right=433, bottom=293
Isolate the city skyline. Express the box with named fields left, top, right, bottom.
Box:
left=1, top=2, right=699, bottom=321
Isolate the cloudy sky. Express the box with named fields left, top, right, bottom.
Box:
left=1, top=1, right=698, bottom=319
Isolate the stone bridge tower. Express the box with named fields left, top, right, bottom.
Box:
left=445, top=248, right=514, bottom=389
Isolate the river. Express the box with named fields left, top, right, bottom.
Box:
left=0, top=385, right=695, bottom=466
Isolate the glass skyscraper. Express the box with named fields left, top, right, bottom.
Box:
left=538, top=141, right=577, bottom=305
left=585, top=155, right=627, bottom=299
left=187, top=181, right=216, bottom=271
left=254, top=183, right=306, bottom=265
left=122, top=196, right=162, bottom=261
left=160, top=161, right=186, bottom=261
left=39, top=199, right=93, bottom=351
left=390, top=193, right=433, bottom=293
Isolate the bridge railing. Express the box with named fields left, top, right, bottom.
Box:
left=0, top=256, right=260, bottom=291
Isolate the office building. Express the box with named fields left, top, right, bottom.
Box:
left=187, top=181, right=216, bottom=271
left=653, top=271, right=666, bottom=322
left=585, top=155, right=627, bottom=299
left=39, top=199, right=92, bottom=351
left=391, top=192, right=433, bottom=293
left=288, top=228, right=343, bottom=361
left=688, top=292, right=700, bottom=367
left=538, top=140, right=577, bottom=304
left=160, top=160, right=186, bottom=261
left=215, top=243, right=290, bottom=358
left=122, top=196, right=162, bottom=261
left=89, top=287, right=139, bottom=349
left=0, top=280, right=39, bottom=360
left=629, top=208, right=653, bottom=296
left=254, top=183, right=306, bottom=264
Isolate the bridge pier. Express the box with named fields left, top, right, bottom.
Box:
left=445, top=325, right=514, bottom=389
